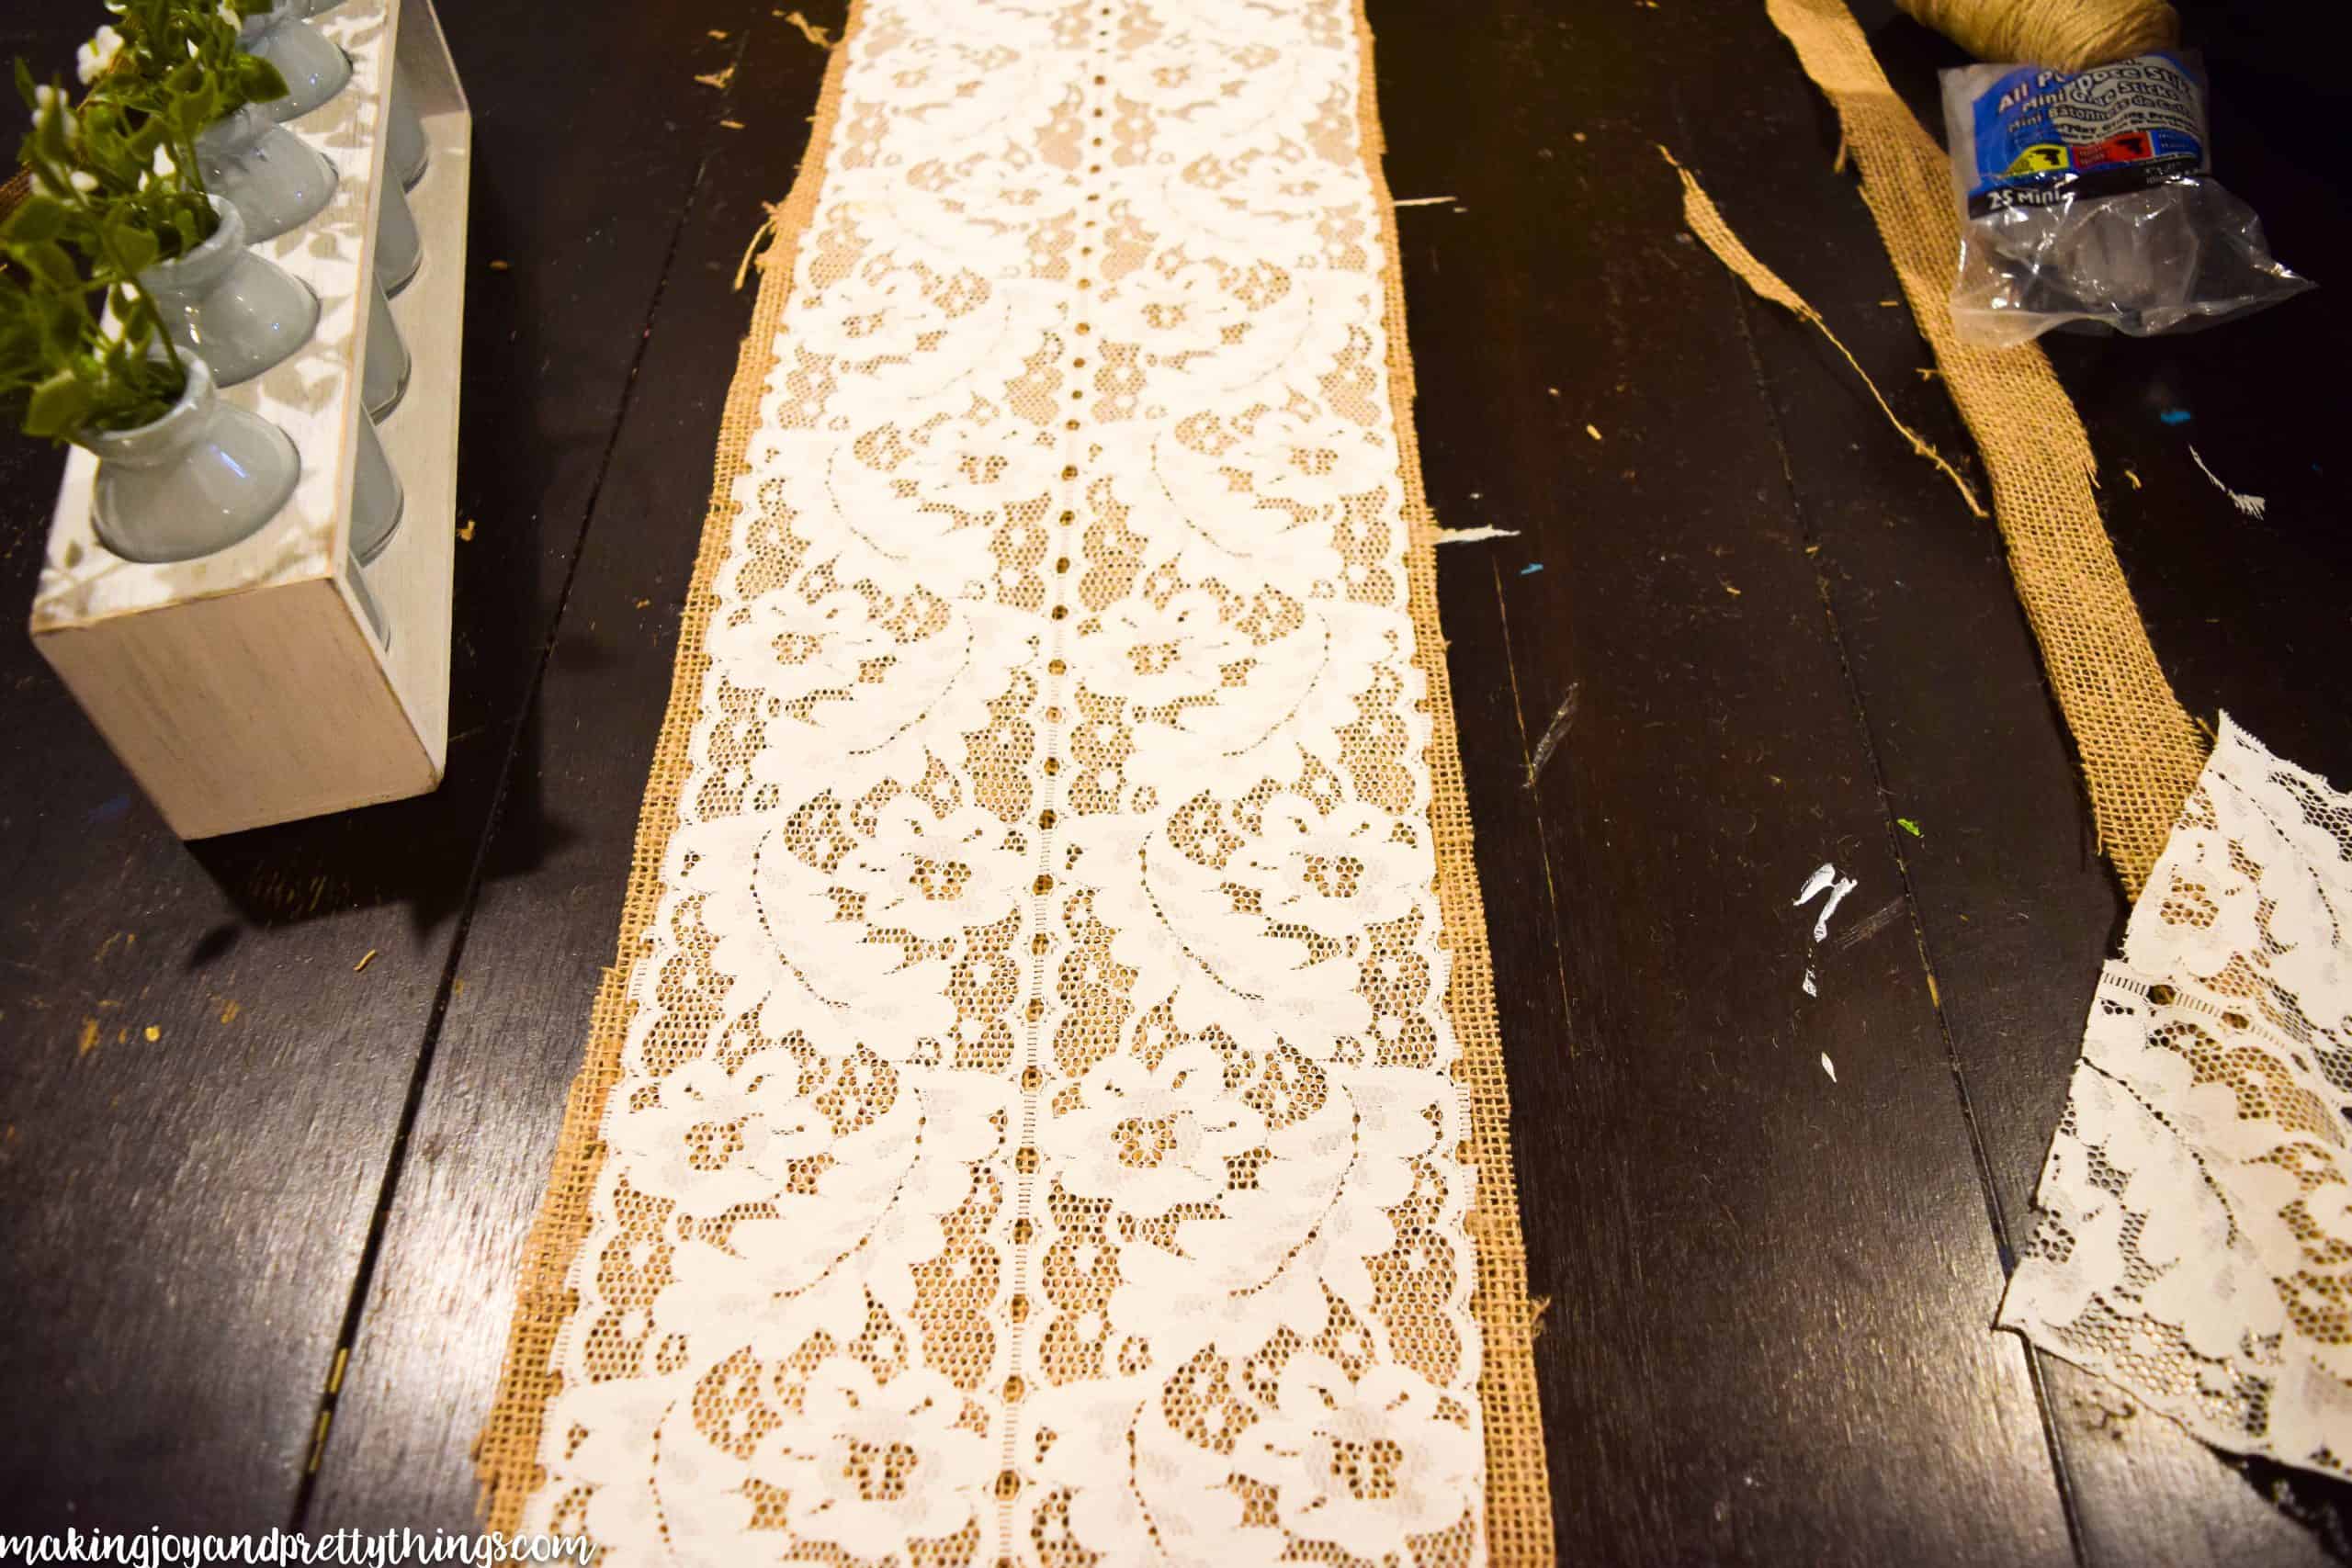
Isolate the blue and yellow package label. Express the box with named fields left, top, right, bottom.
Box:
left=1963, top=52, right=2208, bottom=218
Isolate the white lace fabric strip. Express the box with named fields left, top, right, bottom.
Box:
left=2002, top=716, right=2352, bottom=1475
left=522, top=1, right=1501, bottom=1562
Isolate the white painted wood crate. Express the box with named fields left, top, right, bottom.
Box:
left=28, top=0, right=469, bottom=840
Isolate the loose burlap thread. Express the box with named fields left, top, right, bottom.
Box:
left=474, top=0, right=1557, bottom=1554
left=1663, top=147, right=1986, bottom=520
left=1765, top=0, right=2207, bottom=897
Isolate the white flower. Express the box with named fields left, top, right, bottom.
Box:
left=1216, top=150, right=1363, bottom=225
left=153, top=144, right=176, bottom=179
left=1032, top=1378, right=1268, bottom=1568
left=703, top=583, right=893, bottom=713
left=603, top=1049, right=833, bottom=1213
left=1216, top=406, right=1393, bottom=513
left=669, top=796, right=1023, bottom=1050
left=886, top=413, right=1058, bottom=516
left=706, top=574, right=1030, bottom=802
left=833, top=797, right=1028, bottom=943
left=31, top=85, right=80, bottom=148
left=813, top=418, right=1030, bottom=585
left=101, top=311, right=127, bottom=345
left=1114, top=261, right=1250, bottom=360
left=1080, top=588, right=1250, bottom=709
left=797, top=263, right=952, bottom=365
left=1112, top=1067, right=1440, bottom=1358
left=1053, top=1045, right=1265, bottom=1212
left=69, top=170, right=98, bottom=195
left=748, top=1360, right=988, bottom=1556
left=1067, top=812, right=1372, bottom=1061
left=75, top=25, right=125, bottom=86
left=218, top=2, right=241, bottom=28
left=1232, top=1357, right=1478, bottom=1558
left=1230, top=795, right=1425, bottom=928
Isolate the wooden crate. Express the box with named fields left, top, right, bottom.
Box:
left=28, top=0, right=469, bottom=840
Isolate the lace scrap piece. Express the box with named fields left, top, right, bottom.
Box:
left=480, top=0, right=1552, bottom=1560
left=2002, top=716, right=2352, bottom=1475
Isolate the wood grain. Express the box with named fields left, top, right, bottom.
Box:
left=0, top=0, right=777, bottom=1529
left=1364, top=3, right=2073, bottom=1559
left=1676, top=3, right=2352, bottom=1562
left=4, top=0, right=2349, bottom=1558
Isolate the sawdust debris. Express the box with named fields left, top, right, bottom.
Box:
left=782, top=10, right=835, bottom=48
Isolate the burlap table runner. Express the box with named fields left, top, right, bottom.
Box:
left=478, top=1, right=1554, bottom=1559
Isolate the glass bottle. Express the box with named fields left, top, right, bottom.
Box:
left=362, top=276, right=411, bottom=422
left=195, top=104, right=337, bottom=243
left=376, top=175, right=423, bottom=296
left=139, top=197, right=320, bottom=388
left=86, top=356, right=300, bottom=563
left=241, top=0, right=351, bottom=122
left=350, top=409, right=406, bottom=565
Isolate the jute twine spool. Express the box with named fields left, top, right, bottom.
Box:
left=1897, top=0, right=2180, bottom=69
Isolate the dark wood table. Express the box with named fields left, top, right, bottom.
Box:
left=4, top=1, right=2346, bottom=1559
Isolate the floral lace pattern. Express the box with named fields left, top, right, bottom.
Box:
left=2002, top=716, right=2352, bottom=1475
left=520, top=1, right=1494, bottom=1560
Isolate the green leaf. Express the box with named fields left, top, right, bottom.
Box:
left=1895, top=818, right=1923, bottom=838
left=25, top=367, right=95, bottom=439
left=110, top=221, right=159, bottom=276
left=12, top=239, right=84, bottom=290
left=0, top=194, right=71, bottom=244
left=238, top=53, right=288, bottom=104
left=38, top=292, right=88, bottom=359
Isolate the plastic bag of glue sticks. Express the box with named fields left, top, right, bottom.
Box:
left=1942, top=51, right=2311, bottom=346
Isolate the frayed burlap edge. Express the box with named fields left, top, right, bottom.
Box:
left=469, top=8, right=862, bottom=1529
left=474, top=2, right=1557, bottom=1555
left=1352, top=3, right=1557, bottom=1561
left=1764, top=0, right=2207, bottom=898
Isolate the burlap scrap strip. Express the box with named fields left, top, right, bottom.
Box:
left=474, top=0, right=1556, bottom=1556
left=1662, top=147, right=1985, bottom=521
left=1763, top=0, right=2207, bottom=898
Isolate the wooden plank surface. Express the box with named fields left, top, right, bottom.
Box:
left=1672, top=4, right=2352, bottom=1563
left=1370, top=3, right=2072, bottom=1561
left=0, top=0, right=769, bottom=1529
left=4, top=0, right=2349, bottom=1559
